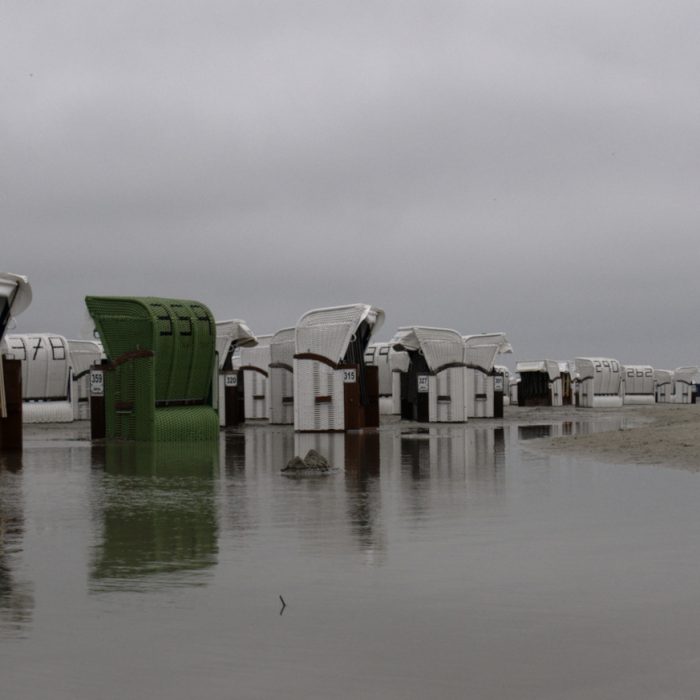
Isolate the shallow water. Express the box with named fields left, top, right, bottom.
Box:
left=3, top=414, right=700, bottom=699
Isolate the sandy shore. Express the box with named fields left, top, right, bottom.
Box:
left=517, top=404, right=700, bottom=470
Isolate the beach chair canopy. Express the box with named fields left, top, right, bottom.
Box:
left=674, top=366, right=700, bottom=384
left=463, top=332, right=512, bottom=372
left=464, top=332, right=512, bottom=354
left=389, top=346, right=411, bottom=373
left=571, top=357, right=619, bottom=377
left=654, top=369, right=674, bottom=385
left=364, top=341, right=391, bottom=364
left=572, top=357, right=622, bottom=394
left=392, top=326, right=465, bottom=374
left=270, top=327, right=295, bottom=368
left=295, top=304, right=385, bottom=366
left=85, top=296, right=216, bottom=404
left=240, top=334, right=272, bottom=370
left=516, top=360, right=561, bottom=382
left=0, top=273, right=31, bottom=342
left=215, top=320, right=257, bottom=370
left=68, top=339, right=104, bottom=376
left=1, top=334, right=71, bottom=400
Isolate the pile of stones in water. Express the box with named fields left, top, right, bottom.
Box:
left=282, top=449, right=331, bottom=473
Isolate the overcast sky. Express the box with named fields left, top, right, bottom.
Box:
left=3, top=1, right=699, bottom=368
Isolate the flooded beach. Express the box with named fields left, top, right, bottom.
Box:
left=3, top=408, right=700, bottom=699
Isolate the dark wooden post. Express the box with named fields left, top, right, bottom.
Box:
left=493, top=373, right=504, bottom=419
left=342, top=365, right=362, bottom=430
left=0, top=359, right=23, bottom=452
left=90, top=363, right=106, bottom=440
left=223, top=370, right=245, bottom=426
left=363, top=365, right=380, bottom=428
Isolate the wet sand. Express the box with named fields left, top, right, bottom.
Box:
left=518, top=404, right=700, bottom=470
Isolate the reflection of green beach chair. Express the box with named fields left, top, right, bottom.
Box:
left=90, top=440, right=219, bottom=589
left=85, top=296, right=218, bottom=441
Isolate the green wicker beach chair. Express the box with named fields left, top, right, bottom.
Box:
left=85, top=296, right=218, bottom=441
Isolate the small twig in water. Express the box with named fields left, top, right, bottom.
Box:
left=279, top=595, right=287, bottom=615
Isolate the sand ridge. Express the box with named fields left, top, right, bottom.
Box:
left=521, top=404, right=700, bottom=470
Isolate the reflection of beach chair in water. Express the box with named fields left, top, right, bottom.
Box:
left=85, top=296, right=219, bottom=441
left=90, top=440, right=219, bottom=588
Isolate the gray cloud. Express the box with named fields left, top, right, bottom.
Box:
left=3, top=0, right=700, bottom=369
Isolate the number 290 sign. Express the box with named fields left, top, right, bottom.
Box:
left=417, top=375, right=429, bottom=393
